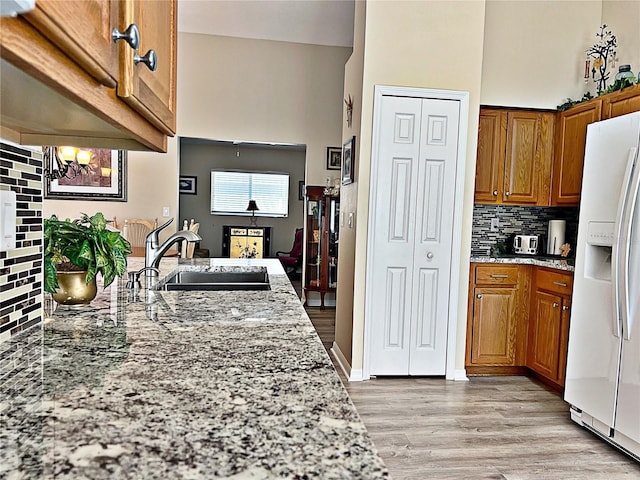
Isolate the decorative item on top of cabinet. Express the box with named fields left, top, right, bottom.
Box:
left=466, top=263, right=531, bottom=376
left=303, top=186, right=339, bottom=309
left=527, top=267, right=573, bottom=391
left=0, top=0, right=176, bottom=152
left=474, top=108, right=554, bottom=206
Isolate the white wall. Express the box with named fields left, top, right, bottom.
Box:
left=603, top=0, right=640, bottom=77
left=481, top=1, right=602, bottom=108
left=345, top=0, right=487, bottom=373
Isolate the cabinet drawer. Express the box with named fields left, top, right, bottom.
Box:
left=535, top=268, right=573, bottom=296
left=475, top=265, right=519, bottom=285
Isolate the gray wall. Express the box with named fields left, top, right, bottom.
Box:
left=178, top=140, right=306, bottom=257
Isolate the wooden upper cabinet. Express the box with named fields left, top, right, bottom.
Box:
left=504, top=111, right=540, bottom=204
left=474, top=108, right=554, bottom=206
left=474, top=109, right=505, bottom=203
left=0, top=0, right=175, bottom=151
left=118, top=0, right=177, bottom=135
left=21, top=0, right=119, bottom=88
left=602, top=84, right=640, bottom=119
left=552, top=100, right=602, bottom=206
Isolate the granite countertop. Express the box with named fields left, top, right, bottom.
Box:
left=470, top=254, right=575, bottom=272
left=1, top=258, right=389, bottom=479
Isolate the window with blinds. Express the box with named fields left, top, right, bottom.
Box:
left=210, top=170, right=290, bottom=217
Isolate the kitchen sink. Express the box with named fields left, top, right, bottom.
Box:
left=158, top=270, right=270, bottom=291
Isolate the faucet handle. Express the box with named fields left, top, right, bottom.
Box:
left=146, top=218, right=173, bottom=246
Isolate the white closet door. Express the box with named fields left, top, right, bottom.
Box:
left=368, top=95, right=460, bottom=376
left=408, top=98, right=459, bottom=375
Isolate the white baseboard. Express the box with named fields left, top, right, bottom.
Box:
left=331, top=341, right=366, bottom=382
left=453, top=369, right=469, bottom=381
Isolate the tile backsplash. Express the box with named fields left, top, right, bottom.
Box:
left=471, top=204, right=579, bottom=256
left=0, top=142, right=43, bottom=342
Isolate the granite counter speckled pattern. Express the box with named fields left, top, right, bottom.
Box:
left=470, top=255, right=575, bottom=272
left=1, top=258, right=389, bottom=479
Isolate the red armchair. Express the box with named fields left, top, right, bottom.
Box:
left=276, top=228, right=303, bottom=277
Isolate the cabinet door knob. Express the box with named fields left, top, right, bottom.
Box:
left=562, top=305, right=570, bottom=311
left=134, top=49, right=158, bottom=72
left=426, top=252, right=434, bottom=259
left=553, top=302, right=559, bottom=308
left=505, top=191, right=511, bottom=196
left=476, top=294, right=483, bottom=299
left=493, top=190, right=498, bottom=196
left=112, top=23, right=140, bottom=50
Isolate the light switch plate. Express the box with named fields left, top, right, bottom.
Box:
left=162, top=207, right=170, bottom=217
left=0, top=190, right=17, bottom=251
left=491, top=218, right=499, bottom=232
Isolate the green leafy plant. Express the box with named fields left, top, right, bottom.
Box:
left=44, top=212, right=131, bottom=294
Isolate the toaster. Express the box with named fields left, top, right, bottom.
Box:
left=513, top=235, right=539, bottom=255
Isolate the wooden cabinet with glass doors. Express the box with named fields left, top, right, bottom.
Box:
left=304, top=186, right=339, bottom=309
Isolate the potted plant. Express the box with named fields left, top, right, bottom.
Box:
left=44, top=212, right=131, bottom=305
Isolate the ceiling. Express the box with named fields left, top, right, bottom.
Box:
left=177, top=0, right=355, bottom=48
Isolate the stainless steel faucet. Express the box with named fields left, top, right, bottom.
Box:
left=145, top=218, right=202, bottom=277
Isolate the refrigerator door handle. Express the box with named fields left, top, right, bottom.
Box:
left=621, top=147, right=640, bottom=341
left=613, top=148, right=637, bottom=339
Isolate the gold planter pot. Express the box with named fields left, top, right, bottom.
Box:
left=52, top=271, right=97, bottom=306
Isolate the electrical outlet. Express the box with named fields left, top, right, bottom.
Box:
left=162, top=207, right=170, bottom=217
left=491, top=218, right=499, bottom=232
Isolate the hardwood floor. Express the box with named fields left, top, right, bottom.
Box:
left=303, top=306, right=640, bottom=479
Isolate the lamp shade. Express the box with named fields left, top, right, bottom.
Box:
left=246, top=200, right=259, bottom=212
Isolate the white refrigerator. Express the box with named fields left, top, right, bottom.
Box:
left=564, top=111, right=640, bottom=460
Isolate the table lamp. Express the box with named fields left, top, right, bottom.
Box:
left=247, top=200, right=259, bottom=227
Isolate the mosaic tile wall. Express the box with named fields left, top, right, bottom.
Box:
left=471, top=204, right=579, bottom=256
left=0, top=142, right=43, bottom=342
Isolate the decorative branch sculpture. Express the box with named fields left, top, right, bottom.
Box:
left=586, top=24, right=617, bottom=95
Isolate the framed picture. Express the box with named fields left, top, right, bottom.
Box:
left=179, top=175, right=197, bottom=195
left=44, top=147, right=127, bottom=201
left=298, top=180, right=305, bottom=201
left=342, top=136, right=355, bottom=185
left=326, top=146, right=341, bottom=170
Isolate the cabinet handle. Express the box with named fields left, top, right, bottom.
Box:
left=562, top=305, right=570, bottom=311
left=134, top=49, right=158, bottom=72
left=112, top=24, right=140, bottom=50
left=553, top=302, right=559, bottom=308
left=553, top=281, right=568, bottom=287
left=493, top=190, right=498, bottom=196
left=477, top=294, right=483, bottom=299
left=426, top=252, right=434, bottom=259
left=490, top=274, right=508, bottom=278
left=505, top=191, right=511, bottom=196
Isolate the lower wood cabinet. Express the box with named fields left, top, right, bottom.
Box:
left=527, top=268, right=573, bottom=389
left=466, top=263, right=574, bottom=389
left=466, top=264, right=530, bottom=374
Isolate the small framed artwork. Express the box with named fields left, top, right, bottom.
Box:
left=44, top=147, right=127, bottom=201
left=326, top=146, right=341, bottom=170
left=342, top=136, right=355, bottom=185
left=179, top=175, right=197, bottom=195
left=298, top=180, right=305, bottom=201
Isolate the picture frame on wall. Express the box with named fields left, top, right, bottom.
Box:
left=342, top=136, right=355, bottom=185
left=44, top=147, right=127, bottom=201
left=179, top=176, right=197, bottom=195
left=298, top=180, right=305, bottom=201
left=326, top=146, right=341, bottom=170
